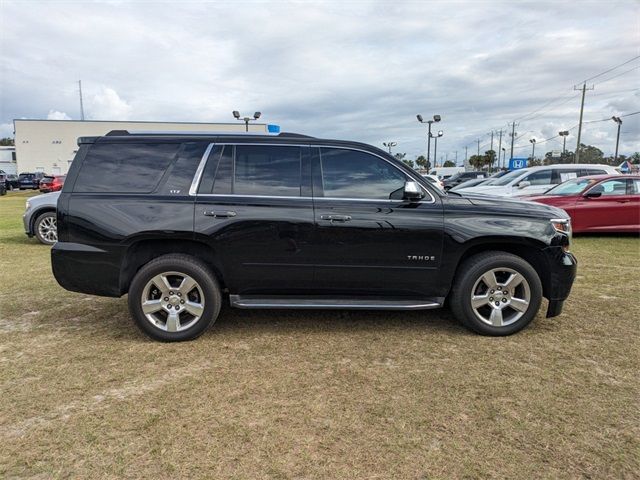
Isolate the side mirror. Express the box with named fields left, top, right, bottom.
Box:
left=403, top=181, right=424, bottom=201
left=518, top=181, right=531, bottom=189
left=584, top=190, right=602, bottom=198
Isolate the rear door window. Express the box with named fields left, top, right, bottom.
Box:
left=523, top=169, right=553, bottom=186
left=74, top=142, right=180, bottom=193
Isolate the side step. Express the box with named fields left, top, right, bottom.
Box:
left=229, top=295, right=443, bottom=310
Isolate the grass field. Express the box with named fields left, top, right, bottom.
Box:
left=1, top=189, right=639, bottom=479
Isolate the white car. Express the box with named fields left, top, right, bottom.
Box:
left=421, top=173, right=445, bottom=191
left=461, top=164, right=619, bottom=197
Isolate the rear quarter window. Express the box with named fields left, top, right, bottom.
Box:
left=74, top=142, right=180, bottom=193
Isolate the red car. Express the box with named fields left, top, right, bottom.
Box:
left=39, top=175, right=66, bottom=193
left=525, top=175, right=640, bottom=233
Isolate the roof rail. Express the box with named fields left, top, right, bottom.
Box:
left=106, top=130, right=130, bottom=136
left=103, top=130, right=315, bottom=138
left=277, top=132, right=315, bottom=138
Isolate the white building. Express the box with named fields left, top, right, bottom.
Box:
left=0, top=146, right=17, bottom=174
left=13, top=119, right=273, bottom=174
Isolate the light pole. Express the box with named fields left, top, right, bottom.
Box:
left=431, top=130, right=443, bottom=167
left=558, top=131, right=569, bottom=157
left=383, top=141, right=397, bottom=154
left=417, top=114, right=441, bottom=166
left=501, top=147, right=506, bottom=169
left=611, top=116, right=622, bottom=162
left=232, top=111, right=261, bottom=132
left=529, top=138, right=536, bottom=161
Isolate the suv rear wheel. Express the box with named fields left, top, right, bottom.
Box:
left=128, top=254, right=222, bottom=342
left=450, top=251, right=542, bottom=336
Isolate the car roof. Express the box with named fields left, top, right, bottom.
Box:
left=521, top=164, right=617, bottom=171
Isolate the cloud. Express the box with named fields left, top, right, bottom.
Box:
left=86, top=87, right=132, bottom=120
left=46, top=110, right=72, bottom=120
left=0, top=0, right=638, bottom=158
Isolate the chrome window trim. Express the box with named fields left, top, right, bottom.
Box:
left=189, top=143, right=215, bottom=196
left=189, top=142, right=436, bottom=203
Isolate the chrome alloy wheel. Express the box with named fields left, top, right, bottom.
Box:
left=470, top=267, right=531, bottom=327
left=140, top=271, right=205, bottom=332
left=38, top=216, right=57, bottom=243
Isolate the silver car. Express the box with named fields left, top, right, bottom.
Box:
left=23, top=191, right=60, bottom=245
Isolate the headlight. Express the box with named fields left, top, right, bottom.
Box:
left=550, top=218, right=571, bottom=236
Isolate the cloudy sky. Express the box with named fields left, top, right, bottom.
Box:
left=1, top=0, right=639, bottom=162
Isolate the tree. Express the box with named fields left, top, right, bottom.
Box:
left=630, top=152, right=640, bottom=164
left=394, top=152, right=406, bottom=162
left=576, top=143, right=603, bottom=164
left=443, top=160, right=455, bottom=167
left=402, top=159, right=415, bottom=168
left=485, top=150, right=496, bottom=170
left=0, top=137, right=14, bottom=146
left=468, top=154, right=485, bottom=170
left=415, top=154, right=431, bottom=171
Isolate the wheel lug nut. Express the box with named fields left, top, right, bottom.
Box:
left=489, top=297, right=494, bottom=301
left=503, top=291, right=508, bottom=295
left=490, top=290, right=494, bottom=294
left=495, top=302, right=500, bottom=306
left=164, top=297, right=169, bottom=301
left=502, top=298, right=507, bottom=303
left=167, top=305, right=172, bottom=309
left=177, top=292, right=182, bottom=297
left=169, top=291, right=174, bottom=295
left=180, top=299, right=185, bottom=304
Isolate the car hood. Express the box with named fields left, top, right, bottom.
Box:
left=28, top=191, right=61, bottom=208
left=457, top=192, right=569, bottom=219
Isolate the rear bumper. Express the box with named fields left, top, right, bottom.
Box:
left=51, top=242, right=122, bottom=297
left=542, top=246, right=577, bottom=318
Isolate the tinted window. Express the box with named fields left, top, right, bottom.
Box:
left=523, top=170, right=553, bottom=185
left=320, top=148, right=406, bottom=199
left=233, top=145, right=301, bottom=196
left=587, top=169, right=607, bottom=175
left=212, top=146, right=233, bottom=195
left=75, top=143, right=179, bottom=193
left=589, top=179, right=628, bottom=196
left=160, top=142, right=209, bottom=195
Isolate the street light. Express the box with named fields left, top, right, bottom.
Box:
left=529, top=138, right=536, bottom=160
left=232, top=111, right=262, bottom=132
left=558, top=131, right=570, bottom=156
left=430, top=130, right=443, bottom=167
left=611, top=116, right=623, bottom=162
left=501, top=147, right=506, bottom=169
left=383, top=141, right=397, bottom=154
left=417, top=114, right=441, bottom=168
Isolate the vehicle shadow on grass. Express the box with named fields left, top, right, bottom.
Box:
left=0, top=233, right=43, bottom=245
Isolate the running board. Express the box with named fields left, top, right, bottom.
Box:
left=229, top=295, right=443, bottom=310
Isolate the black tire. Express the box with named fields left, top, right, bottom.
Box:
left=450, top=251, right=542, bottom=336
left=128, top=254, right=222, bottom=342
left=34, top=211, right=57, bottom=245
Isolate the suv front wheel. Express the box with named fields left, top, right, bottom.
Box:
left=450, top=252, right=542, bottom=336
left=128, top=254, right=222, bottom=342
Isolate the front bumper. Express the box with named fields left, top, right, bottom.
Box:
left=542, top=246, right=577, bottom=317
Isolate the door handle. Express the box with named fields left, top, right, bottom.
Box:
left=320, top=214, right=352, bottom=222
left=616, top=199, right=630, bottom=203
left=203, top=210, right=237, bottom=218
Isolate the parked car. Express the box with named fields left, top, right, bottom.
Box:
left=422, top=173, right=445, bottom=191
left=451, top=170, right=509, bottom=192
left=524, top=175, right=640, bottom=233
left=23, top=191, right=60, bottom=244
left=461, top=164, right=618, bottom=197
left=39, top=175, right=66, bottom=193
left=442, top=171, right=489, bottom=190
left=18, top=172, right=47, bottom=190
left=52, top=130, right=576, bottom=342
left=4, top=174, right=20, bottom=190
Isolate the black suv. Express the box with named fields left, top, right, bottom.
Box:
left=442, top=171, right=489, bottom=190
left=52, top=131, right=576, bottom=341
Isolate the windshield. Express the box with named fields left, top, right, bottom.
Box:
left=485, top=169, right=529, bottom=186
left=544, top=177, right=596, bottom=195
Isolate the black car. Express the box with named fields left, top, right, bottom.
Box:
left=52, top=131, right=576, bottom=342
left=5, top=174, right=20, bottom=190
left=18, top=172, right=46, bottom=190
left=442, top=171, right=489, bottom=190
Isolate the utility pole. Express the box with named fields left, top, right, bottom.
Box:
left=489, top=130, right=495, bottom=172
left=497, top=129, right=503, bottom=170
left=612, top=116, right=623, bottom=162
left=455, top=150, right=458, bottom=165
left=509, top=122, right=519, bottom=161
left=465, top=146, right=468, bottom=163
left=476, top=138, right=480, bottom=157
left=78, top=80, right=85, bottom=121
left=574, top=83, right=594, bottom=163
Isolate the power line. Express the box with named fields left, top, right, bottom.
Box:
left=579, top=54, right=640, bottom=83
left=594, top=65, right=640, bottom=86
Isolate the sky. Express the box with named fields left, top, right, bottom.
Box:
left=1, top=0, right=639, bottom=164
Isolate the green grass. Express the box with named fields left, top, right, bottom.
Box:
left=0, top=189, right=639, bottom=479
